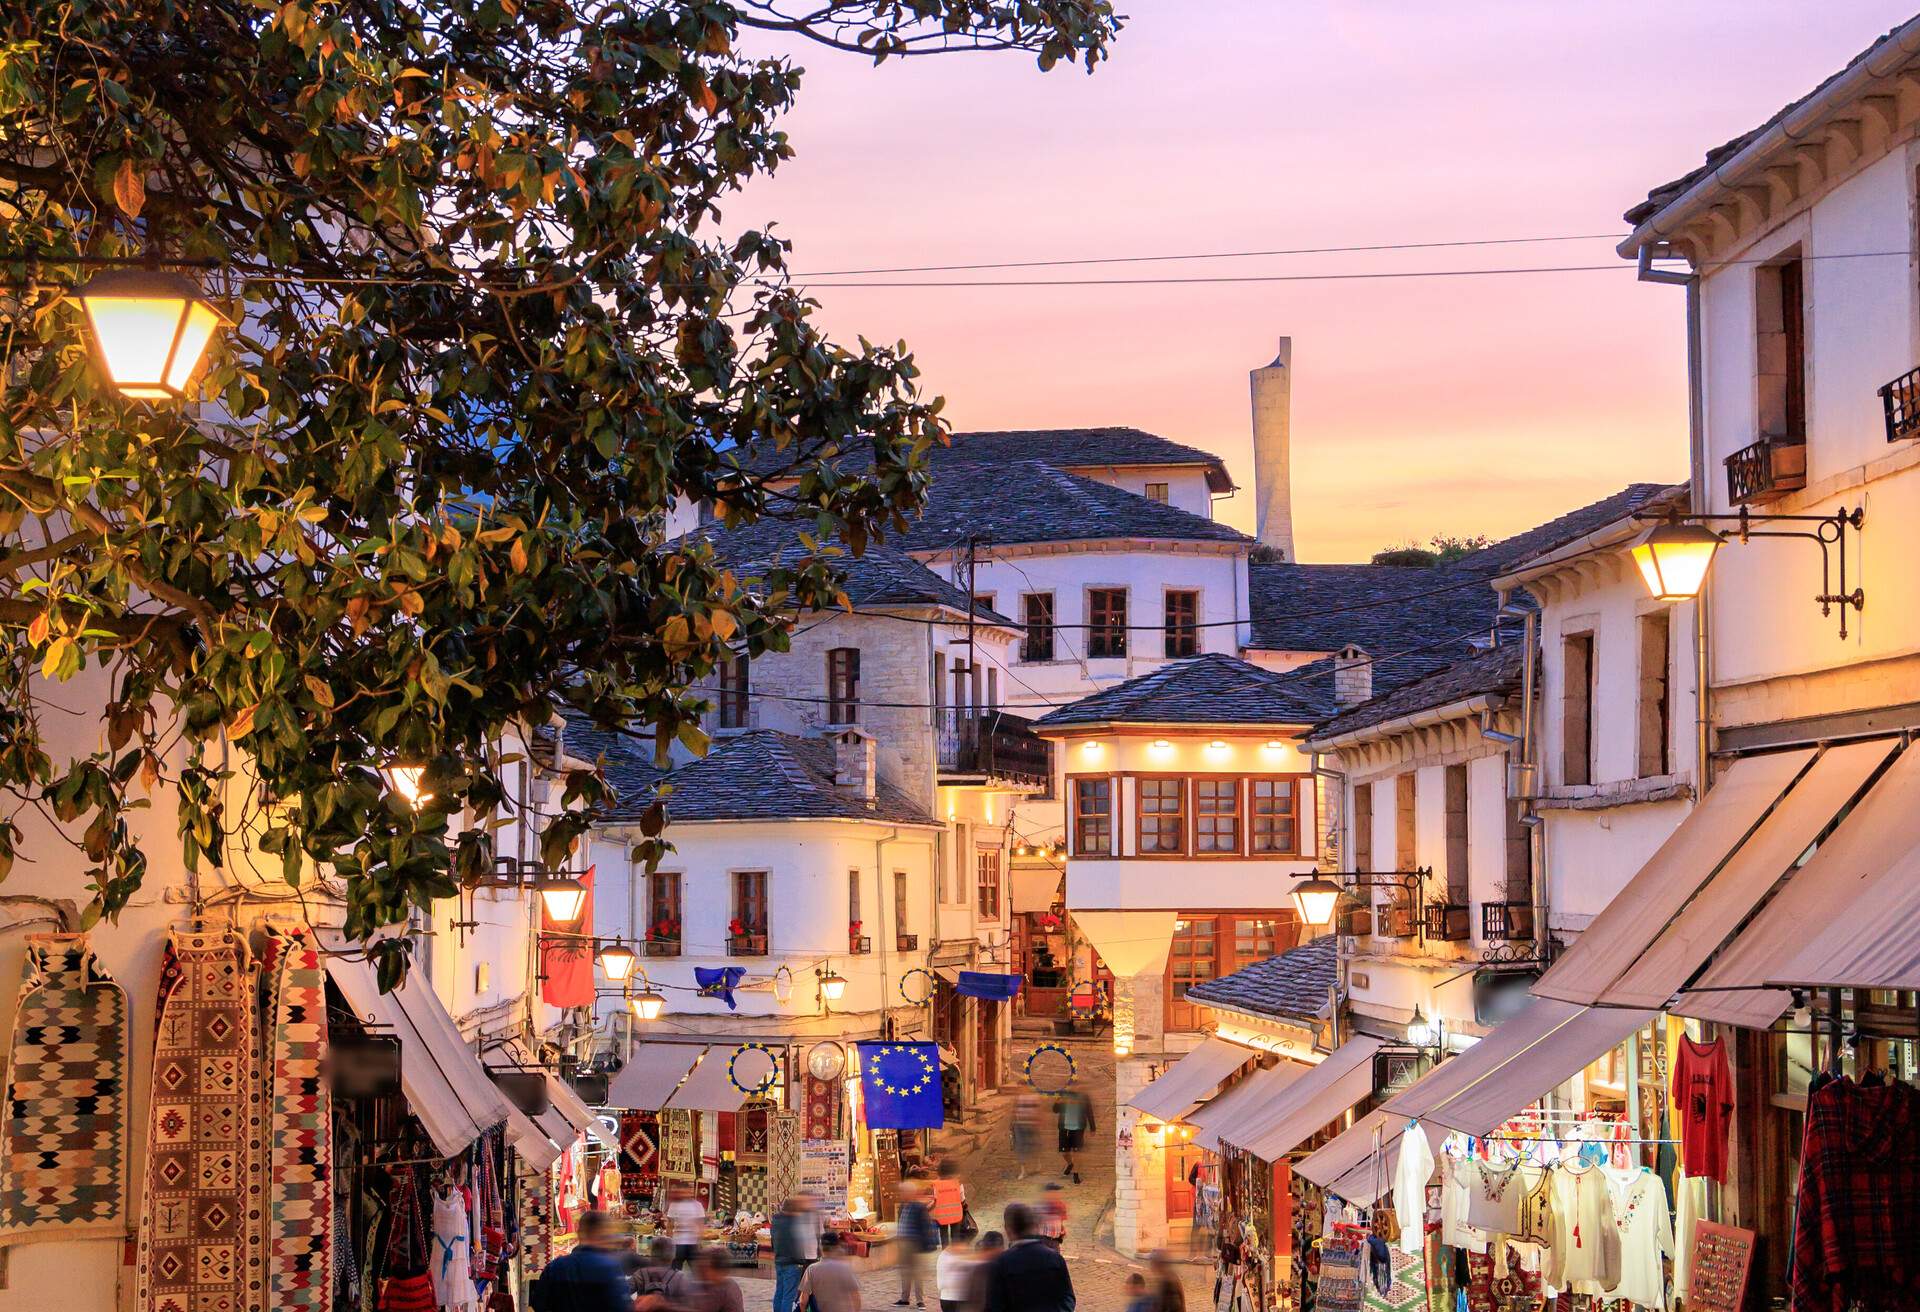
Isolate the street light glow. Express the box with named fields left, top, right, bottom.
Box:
left=78, top=269, right=226, bottom=400
left=1629, top=520, right=1722, bottom=602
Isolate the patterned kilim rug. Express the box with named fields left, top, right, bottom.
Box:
left=136, top=928, right=261, bottom=1312
left=515, top=1154, right=555, bottom=1276
left=262, top=926, right=331, bottom=1312
left=767, top=1111, right=801, bottom=1205
left=0, top=933, right=130, bottom=1245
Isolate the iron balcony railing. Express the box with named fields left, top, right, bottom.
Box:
left=1423, top=902, right=1470, bottom=942
left=1481, top=901, right=1536, bottom=942
left=1881, top=366, right=1920, bottom=443
left=936, top=708, right=1052, bottom=787
left=1725, top=436, right=1807, bottom=505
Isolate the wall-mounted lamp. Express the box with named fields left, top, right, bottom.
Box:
left=1082, top=740, right=1104, bottom=756
left=1291, top=875, right=1345, bottom=929
left=625, top=971, right=666, bottom=1022
left=816, top=966, right=848, bottom=1010
left=1149, top=739, right=1173, bottom=756
left=1407, top=1004, right=1445, bottom=1057
left=596, top=940, right=637, bottom=983
left=1262, top=739, right=1286, bottom=753
left=78, top=267, right=227, bottom=401
left=1629, top=506, right=1865, bottom=639
left=381, top=762, right=432, bottom=810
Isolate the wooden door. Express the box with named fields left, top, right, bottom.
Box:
left=1165, top=1142, right=1204, bottom=1221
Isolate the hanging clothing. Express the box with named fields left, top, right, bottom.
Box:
left=1601, top=1167, right=1674, bottom=1311
left=431, top=1186, right=480, bottom=1312
left=1459, top=1159, right=1537, bottom=1241
left=1790, top=1076, right=1920, bottom=1312
left=1544, top=1164, right=1619, bottom=1296
left=1463, top=1246, right=1544, bottom=1312
left=1513, top=1168, right=1552, bottom=1249
left=1393, top=1122, right=1436, bottom=1256
left=1439, top=1156, right=1487, bottom=1255
left=1670, top=1036, right=1733, bottom=1182
left=1670, top=1175, right=1709, bottom=1297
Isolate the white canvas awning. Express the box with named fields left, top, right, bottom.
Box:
left=1224, top=1037, right=1383, bottom=1162
left=1534, top=748, right=1814, bottom=1005
left=1295, top=1110, right=1444, bottom=1207
left=1410, top=1003, right=1656, bottom=1138
left=1010, top=867, right=1063, bottom=915
left=665, top=1047, right=753, bottom=1113
left=321, top=932, right=514, bottom=1158
left=1129, top=1037, right=1259, bottom=1123
left=483, top=1042, right=566, bottom=1171
left=1187, top=1064, right=1307, bottom=1153
left=606, top=1043, right=702, bottom=1110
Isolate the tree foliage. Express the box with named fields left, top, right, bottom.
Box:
left=0, top=0, right=1118, bottom=983
left=1370, top=534, right=1493, bottom=569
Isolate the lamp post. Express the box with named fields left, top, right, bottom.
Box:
left=1627, top=506, right=1866, bottom=638
left=1291, top=875, right=1345, bottom=929
left=76, top=268, right=227, bottom=401
left=816, top=966, right=848, bottom=1012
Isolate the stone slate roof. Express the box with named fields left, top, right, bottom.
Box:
left=731, top=426, right=1233, bottom=491
left=1305, top=643, right=1526, bottom=746
left=557, top=720, right=936, bottom=826
left=1185, top=936, right=1337, bottom=1024
left=1031, top=653, right=1326, bottom=731
left=1623, top=23, right=1914, bottom=231
left=886, top=460, right=1250, bottom=552
left=680, top=515, right=1010, bottom=624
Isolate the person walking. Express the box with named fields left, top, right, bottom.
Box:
left=794, top=1233, right=863, bottom=1312
left=677, top=1248, right=744, bottom=1312
left=666, top=1186, right=707, bottom=1270
left=935, top=1236, right=976, bottom=1312
left=964, top=1232, right=1004, bottom=1312
left=1010, top=1093, right=1040, bottom=1181
left=1123, top=1273, right=1153, bottom=1312
left=929, top=1161, right=966, bottom=1247
left=1036, top=1183, right=1068, bottom=1250
left=632, top=1237, right=684, bottom=1311
left=981, top=1204, right=1073, bottom=1312
left=771, top=1195, right=821, bottom=1312
left=529, top=1211, right=636, bottom=1312
left=1148, top=1251, right=1187, bottom=1312
left=893, top=1181, right=940, bottom=1308
left=1053, top=1088, right=1093, bottom=1183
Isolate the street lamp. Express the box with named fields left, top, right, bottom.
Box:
left=626, top=973, right=666, bottom=1022
left=77, top=268, right=226, bottom=400
left=1291, top=875, right=1344, bottom=929
left=1627, top=506, right=1866, bottom=638
left=1407, top=1005, right=1445, bottom=1055
left=596, top=940, right=637, bottom=983
left=381, top=763, right=432, bottom=810
left=534, top=873, right=588, bottom=926
left=817, top=966, right=848, bottom=1010
left=1628, top=520, right=1722, bottom=601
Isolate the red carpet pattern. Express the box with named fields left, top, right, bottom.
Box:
left=0, top=933, right=129, bottom=1244
left=262, top=926, right=331, bottom=1312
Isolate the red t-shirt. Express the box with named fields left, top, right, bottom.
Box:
left=1671, top=1035, right=1734, bottom=1181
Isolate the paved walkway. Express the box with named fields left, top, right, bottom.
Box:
left=740, top=1035, right=1213, bottom=1311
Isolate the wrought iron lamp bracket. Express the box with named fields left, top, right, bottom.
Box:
left=1634, top=505, right=1865, bottom=639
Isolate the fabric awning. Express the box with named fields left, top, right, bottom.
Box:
left=665, top=1047, right=752, bottom=1113
left=1534, top=748, right=1815, bottom=1005
left=1129, top=1037, right=1259, bottom=1122
left=1224, top=1037, right=1384, bottom=1162
left=606, top=1043, right=702, bottom=1110
left=1600, top=739, right=1891, bottom=1009
left=1010, top=866, right=1062, bottom=915
left=956, top=971, right=1022, bottom=1002
left=934, top=966, right=962, bottom=985
left=1685, top=740, right=1920, bottom=1002
left=1188, top=1064, right=1306, bottom=1153
left=483, top=1042, right=567, bottom=1171
left=321, top=932, right=514, bottom=1158
left=1295, top=1110, right=1444, bottom=1207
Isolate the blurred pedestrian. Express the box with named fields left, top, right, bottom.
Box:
left=893, top=1181, right=940, bottom=1308
left=1053, top=1086, right=1093, bottom=1182
left=666, top=1185, right=707, bottom=1270
left=1148, top=1251, right=1186, bottom=1312
left=1036, top=1183, right=1068, bottom=1250
left=981, top=1205, right=1073, bottom=1312
left=965, top=1232, right=1004, bottom=1312
left=1011, top=1093, right=1041, bottom=1180
left=935, top=1236, right=975, bottom=1312
left=1123, top=1273, right=1153, bottom=1312
left=772, top=1195, right=821, bottom=1312
left=678, top=1248, right=744, bottom=1312
left=795, top=1233, right=862, bottom=1312
left=633, top=1237, right=683, bottom=1310
left=530, top=1211, right=633, bottom=1312
left=930, top=1161, right=966, bottom=1246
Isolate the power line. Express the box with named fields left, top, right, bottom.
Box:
left=789, top=232, right=1628, bottom=278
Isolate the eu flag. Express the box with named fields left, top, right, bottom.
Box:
left=956, top=971, right=1021, bottom=1002
left=857, top=1042, right=945, bottom=1130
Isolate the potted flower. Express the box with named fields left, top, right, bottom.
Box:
left=646, top=916, right=681, bottom=957
left=728, top=917, right=766, bottom=956
left=848, top=920, right=870, bottom=954
left=1052, top=996, right=1077, bottom=1037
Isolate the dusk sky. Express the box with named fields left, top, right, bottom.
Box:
left=733, top=2, right=1914, bottom=561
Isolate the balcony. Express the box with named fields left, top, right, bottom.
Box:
left=1376, top=898, right=1419, bottom=940
left=1423, top=902, right=1470, bottom=942
left=1336, top=905, right=1373, bottom=937
left=643, top=936, right=681, bottom=958
left=1881, top=366, right=1920, bottom=443
left=1725, top=436, right=1806, bottom=505
left=937, top=708, right=1052, bottom=788
left=1481, top=901, right=1536, bottom=942
left=727, top=932, right=767, bottom=957
left=895, top=933, right=919, bottom=952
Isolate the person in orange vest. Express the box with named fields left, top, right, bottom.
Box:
left=929, top=1159, right=968, bottom=1247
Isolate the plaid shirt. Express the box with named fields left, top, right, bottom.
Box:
left=1791, top=1076, right=1920, bottom=1312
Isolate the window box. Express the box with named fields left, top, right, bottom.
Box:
left=1883, top=366, right=1920, bottom=443
left=728, top=932, right=767, bottom=957
left=1725, top=436, right=1806, bottom=505
left=895, top=933, right=919, bottom=952
left=1336, top=905, right=1374, bottom=937
left=1377, top=900, right=1419, bottom=940
left=1481, top=901, right=1535, bottom=942
left=1423, top=902, right=1470, bottom=942
left=644, top=937, right=681, bottom=958
left=848, top=934, right=872, bottom=955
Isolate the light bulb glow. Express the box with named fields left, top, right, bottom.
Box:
left=536, top=875, right=588, bottom=926
left=382, top=764, right=432, bottom=809
left=1081, top=740, right=1104, bottom=756
left=78, top=269, right=227, bottom=400
left=1291, top=875, right=1344, bottom=928
left=819, top=970, right=848, bottom=1002
left=1628, top=521, right=1722, bottom=602
left=1148, top=739, right=1173, bottom=757
left=627, top=987, right=666, bottom=1021
left=597, top=942, right=637, bottom=982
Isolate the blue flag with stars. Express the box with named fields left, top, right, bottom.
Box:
left=857, top=1041, right=945, bottom=1130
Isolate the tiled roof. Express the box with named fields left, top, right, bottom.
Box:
left=1186, top=936, right=1337, bottom=1024
left=680, top=515, right=1010, bottom=623
left=558, top=720, right=936, bottom=826
left=1031, top=653, right=1327, bottom=731
left=731, top=426, right=1233, bottom=491
left=1305, top=644, right=1526, bottom=745
left=886, top=460, right=1250, bottom=552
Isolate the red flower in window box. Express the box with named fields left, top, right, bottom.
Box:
left=728, top=917, right=747, bottom=937
left=1038, top=912, right=1061, bottom=930
left=648, top=917, right=680, bottom=940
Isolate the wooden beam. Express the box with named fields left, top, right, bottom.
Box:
left=1829, top=118, right=1865, bottom=160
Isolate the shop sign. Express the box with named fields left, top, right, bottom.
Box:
left=1372, top=1049, right=1423, bottom=1094
left=570, top=1070, right=611, bottom=1105
left=492, top=1070, right=552, bottom=1116
left=1473, top=968, right=1541, bottom=1027
left=331, top=1033, right=401, bottom=1097
left=798, top=1139, right=850, bottom=1209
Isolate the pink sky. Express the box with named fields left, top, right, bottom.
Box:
left=733, top=3, right=1912, bottom=561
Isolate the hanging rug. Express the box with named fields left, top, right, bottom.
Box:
left=262, top=926, right=332, bottom=1312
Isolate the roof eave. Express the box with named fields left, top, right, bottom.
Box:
left=1306, top=691, right=1509, bottom=753
left=1490, top=489, right=1686, bottom=588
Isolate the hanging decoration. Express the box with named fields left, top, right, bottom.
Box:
left=695, top=965, right=746, bottom=1011
left=855, top=1042, right=943, bottom=1130
left=1024, top=1043, right=1077, bottom=1094
left=261, top=926, right=333, bottom=1312
left=539, top=865, right=598, bottom=1008
left=727, top=1043, right=779, bottom=1096
left=955, top=971, right=1022, bottom=1002
left=897, top=967, right=936, bottom=1005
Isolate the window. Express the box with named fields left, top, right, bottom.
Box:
left=1073, top=778, right=1113, bottom=855
left=1250, top=779, right=1300, bottom=855
left=1505, top=797, right=1533, bottom=903
left=977, top=848, right=1002, bottom=920
left=1757, top=255, right=1807, bottom=442
left=1164, top=589, right=1200, bottom=659
left=1234, top=917, right=1283, bottom=964
left=646, top=871, right=682, bottom=944
left=716, top=653, right=749, bottom=730
left=730, top=870, right=768, bottom=952
left=894, top=869, right=911, bottom=938
left=952, top=822, right=970, bottom=903
left=1194, top=778, right=1241, bottom=853
left=848, top=869, right=862, bottom=929
left=1352, top=782, right=1373, bottom=873
left=1638, top=612, right=1672, bottom=778
left=1088, top=587, right=1128, bottom=658
left=1444, top=764, right=1469, bottom=903
left=1145, top=481, right=1169, bottom=503
left=1394, top=773, right=1417, bottom=870
left=827, top=648, right=860, bottom=724
left=1021, top=593, right=1056, bottom=662
left=973, top=592, right=996, bottom=614
left=1138, top=777, right=1187, bottom=854
left=1563, top=632, right=1594, bottom=786
left=1166, top=917, right=1218, bottom=1031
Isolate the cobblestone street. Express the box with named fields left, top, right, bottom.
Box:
left=742, top=1036, right=1212, bottom=1311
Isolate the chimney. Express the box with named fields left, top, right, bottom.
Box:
left=1250, top=337, right=1295, bottom=561
left=830, top=727, right=876, bottom=806
left=1334, top=645, right=1373, bottom=708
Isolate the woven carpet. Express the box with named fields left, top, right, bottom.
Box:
left=515, top=1155, right=555, bottom=1275
left=767, top=1111, right=801, bottom=1205
left=136, top=929, right=261, bottom=1312
left=262, top=926, right=331, bottom=1312
left=0, top=933, right=130, bottom=1244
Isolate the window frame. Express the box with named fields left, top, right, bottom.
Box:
left=1136, top=775, right=1188, bottom=856
left=730, top=869, right=769, bottom=949
left=1164, top=588, right=1200, bottom=659
left=1071, top=775, right=1115, bottom=856
left=1144, top=481, right=1170, bottom=504
left=1021, top=591, right=1057, bottom=663
left=1637, top=610, right=1673, bottom=778
left=1248, top=775, right=1307, bottom=857
left=1562, top=630, right=1595, bottom=786
left=976, top=846, right=1002, bottom=920
left=1190, top=776, right=1242, bottom=855
left=716, top=652, right=750, bottom=730
left=1087, top=586, right=1128, bottom=659
left=646, top=870, right=683, bottom=941
left=826, top=647, right=860, bottom=725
